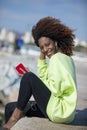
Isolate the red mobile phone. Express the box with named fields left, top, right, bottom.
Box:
left=16, top=63, right=28, bottom=75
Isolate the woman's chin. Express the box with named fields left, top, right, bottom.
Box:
left=47, top=54, right=53, bottom=58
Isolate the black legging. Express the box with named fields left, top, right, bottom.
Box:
left=5, top=72, right=51, bottom=123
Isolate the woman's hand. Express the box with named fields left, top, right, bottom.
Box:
left=19, top=68, right=30, bottom=77
left=39, top=51, right=46, bottom=60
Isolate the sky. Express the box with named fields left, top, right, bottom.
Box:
left=0, top=0, right=87, bottom=42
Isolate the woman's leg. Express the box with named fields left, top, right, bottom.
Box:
left=5, top=101, right=45, bottom=123
left=5, top=102, right=17, bottom=123
left=17, top=72, right=51, bottom=117
left=3, top=72, right=51, bottom=129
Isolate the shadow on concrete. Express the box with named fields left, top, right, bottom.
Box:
left=71, top=108, right=87, bottom=126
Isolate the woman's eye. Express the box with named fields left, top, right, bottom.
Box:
left=46, top=43, right=50, bottom=46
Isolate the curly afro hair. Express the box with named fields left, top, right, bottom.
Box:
left=32, top=16, right=75, bottom=56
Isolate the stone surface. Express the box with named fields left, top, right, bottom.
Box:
left=11, top=117, right=87, bottom=130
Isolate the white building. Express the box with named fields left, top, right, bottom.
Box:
left=21, top=32, right=34, bottom=44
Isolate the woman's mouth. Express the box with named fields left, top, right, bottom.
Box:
left=47, top=50, right=53, bottom=57
left=46, top=49, right=56, bottom=58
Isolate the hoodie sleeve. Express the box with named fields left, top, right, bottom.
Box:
left=37, top=57, right=58, bottom=93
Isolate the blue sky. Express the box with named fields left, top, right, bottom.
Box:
left=0, top=0, right=87, bottom=41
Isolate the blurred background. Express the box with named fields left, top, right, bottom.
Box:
left=0, top=0, right=87, bottom=125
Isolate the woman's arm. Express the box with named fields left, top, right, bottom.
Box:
left=37, top=51, right=48, bottom=81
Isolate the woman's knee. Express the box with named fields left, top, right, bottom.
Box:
left=24, top=72, right=34, bottom=77
left=21, top=72, right=35, bottom=81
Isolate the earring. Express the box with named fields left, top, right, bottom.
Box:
left=55, top=42, right=58, bottom=49
left=55, top=42, right=57, bottom=47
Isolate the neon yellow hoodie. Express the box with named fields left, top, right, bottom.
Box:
left=37, top=52, right=77, bottom=123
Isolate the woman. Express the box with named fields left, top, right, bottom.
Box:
left=3, top=16, right=77, bottom=130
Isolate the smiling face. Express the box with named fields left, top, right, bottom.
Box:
left=38, top=37, right=57, bottom=58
